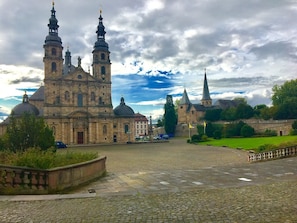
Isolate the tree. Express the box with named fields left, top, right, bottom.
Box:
left=204, top=109, right=222, bottom=121
left=235, top=103, right=254, bottom=119
left=5, top=113, right=55, bottom=152
left=163, top=95, right=177, bottom=135
left=271, top=79, right=297, bottom=119
left=156, top=119, right=163, bottom=127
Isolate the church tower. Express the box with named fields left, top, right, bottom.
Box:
left=201, top=69, right=212, bottom=107
left=92, top=10, right=112, bottom=108
left=43, top=2, right=63, bottom=106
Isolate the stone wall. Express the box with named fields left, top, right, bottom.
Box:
left=0, top=156, right=106, bottom=195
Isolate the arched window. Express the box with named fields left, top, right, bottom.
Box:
left=52, top=48, right=56, bottom=56
left=94, top=54, right=99, bottom=63
left=103, top=125, right=107, bottom=135
left=101, top=53, right=105, bottom=60
left=101, top=66, right=106, bottom=75
left=51, top=62, right=57, bottom=72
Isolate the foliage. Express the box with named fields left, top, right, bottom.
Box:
left=5, top=113, right=55, bottom=152
left=204, top=109, right=222, bottom=121
left=220, top=107, right=237, bottom=121
left=290, top=129, right=297, bottom=136
left=191, top=134, right=201, bottom=142
left=271, top=79, right=297, bottom=119
left=263, top=129, right=277, bottom=136
left=198, top=135, right=297, bottom=151
left=292, top=120, right=297, bottom=130
left=163, top=98, right=177, bottom=135
left=223, top=121, right=245, bottom=138
left=235, top=103, right=254, bottom=119
left=257, top=144, right=278, bottom=152
left=0, top=148, right=98, bottom=169
left=156, top=119, right=164, bottom=127
left=240, top=124, right=255, bottom=137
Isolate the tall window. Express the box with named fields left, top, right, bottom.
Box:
left=103, top=125, right=107, bottom=135
left=101, top=53, right=105, bottom=60
left=51, top=62, right=57, bottom=72
left=124, top=124, right=129, bottom=133
left=101, top=66, right=106, bottom=75
left=77, top=94, right=83, bottom=107
left=65, top=91, right=70, bottom=102
left=91, top=92, right=95, bottom=101
left=52, top=48, right=56, bottom=56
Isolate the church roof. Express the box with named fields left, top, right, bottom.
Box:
left=202, top=70, right=211, bottom=100
left=179, top=89, right=191, bottom=105
left=114, top=97, right=135, bottom=117
left=30, top=86, right=45, bottom=101
left=12, top=93, right=39, bottom=116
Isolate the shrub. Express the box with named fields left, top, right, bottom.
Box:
left=191, top=134, right=201, bottom=142
left=0, top=148, right=98, bottom=169
left=290, top=129, right=297, bottom=136
left=213, top=130, right=222, bottom=139
left=263, top=129, right=277, bottom=136
left=257, top=144, right=277, bottom=152
left=240, top=124, right=255, bottom=137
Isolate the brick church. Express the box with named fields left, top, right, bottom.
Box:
left=0, top=3, right=136, bottom=144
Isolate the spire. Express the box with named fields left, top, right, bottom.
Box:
left=201, top=69, right=212, bottom=107
left=64, top=47, right=71, bottom=67
left=180, top=89, right=191, bottom=105
left=44, top=1, right=62, bottom=46
left=48, top=1, right=59, bottom=34
left=93, top=10, right=109, bottom=52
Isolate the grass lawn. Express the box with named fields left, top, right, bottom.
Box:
left=198, top=135, right=297, bottom=150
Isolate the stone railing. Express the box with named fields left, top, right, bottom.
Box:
left=248, top=145, right=297, bottom=162
left=0, top=156, right=106, bottom=195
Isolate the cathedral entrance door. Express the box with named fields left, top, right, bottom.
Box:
left=77, top=132, right=84, bottom=144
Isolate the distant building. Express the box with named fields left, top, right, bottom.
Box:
left=0, top=3, right=135, bottom=144
left=134, top=113, right=148, bottom=137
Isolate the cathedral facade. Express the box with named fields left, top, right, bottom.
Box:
left=1, top=3, right=136, bottom=145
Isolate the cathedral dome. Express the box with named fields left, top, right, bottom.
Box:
left=12, top=93, right=39, bottom=116
left=114, top=97, right=135, bottom=117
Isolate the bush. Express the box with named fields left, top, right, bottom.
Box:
left=213, top=130, right=222, bottom=139
left=240, top=124, right=255, bottom=137
left=263, top=129, right=277, bottom=136
left=191, top=134, right=201, bottom=142
left=0, top=148, right=98, bottom=169
left=257, top=144, right=277, bottom=152
left=290, top=129, right=297, bottom=136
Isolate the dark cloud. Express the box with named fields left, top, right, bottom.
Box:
left=9, top=76, right=42, bottom=85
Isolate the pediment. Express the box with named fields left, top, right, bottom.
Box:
left=62, top=68, right=96, bottom=82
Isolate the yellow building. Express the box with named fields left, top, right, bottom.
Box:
left=0, top=3, right=135, bottom=145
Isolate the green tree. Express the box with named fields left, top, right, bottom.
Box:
left=204, top=109, right=222, bottom=121
left=163, top=96, right=177, bottom=135
left=272, top=79, right=297, bottom=119
left=6, top=113, right=55, bottom=152
left=156, top=119, right=163, bottom=127
left=235, top=103, right=254, bottom=119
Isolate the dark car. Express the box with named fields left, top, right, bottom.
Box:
left=55, top=141, right=67, bottom=148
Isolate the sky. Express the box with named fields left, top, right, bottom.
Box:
left=1, top=0, right=297, bottom=122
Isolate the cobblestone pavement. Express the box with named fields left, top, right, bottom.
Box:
left=0, top=139, right=296, bottom=222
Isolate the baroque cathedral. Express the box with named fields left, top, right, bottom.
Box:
left=0, top=3, right=136, bottom=144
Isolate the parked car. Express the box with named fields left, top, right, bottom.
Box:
left=55, top=141, right=67, bottom=148
left=162, top=134, right=169, bottom=140
left=153, top=135, right=161, bottom=140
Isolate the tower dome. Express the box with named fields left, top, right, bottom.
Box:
left=12, top=92, right=39, bottom=116
left=114, top=97, right=135, bottom=116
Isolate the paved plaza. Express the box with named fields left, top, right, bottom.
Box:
left=0, top=139, right=296, bottom=222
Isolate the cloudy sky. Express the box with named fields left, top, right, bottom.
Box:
left=1, top=0, right=297, bottom=122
